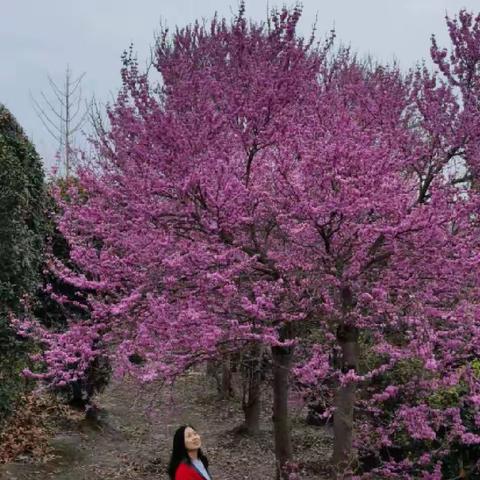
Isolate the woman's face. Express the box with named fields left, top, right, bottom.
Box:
left=184, top=426, right=202, bottom=450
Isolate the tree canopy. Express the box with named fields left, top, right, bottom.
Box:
left=16, top=7, right=480, bottom=479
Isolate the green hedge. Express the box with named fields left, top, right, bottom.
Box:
left=0, top=104, right=46, bottom=427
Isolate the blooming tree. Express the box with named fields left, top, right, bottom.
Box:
left=296, top=11, right=480, bottom=479
left=17, top=6, right=480, bottom=479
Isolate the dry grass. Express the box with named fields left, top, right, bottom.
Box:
left=0, top=370, right=332, bottom=479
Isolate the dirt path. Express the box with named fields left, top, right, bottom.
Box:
left=0, top=371, right=332, bottom=479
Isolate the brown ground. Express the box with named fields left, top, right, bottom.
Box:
left=0, top=370, right=332, bottom=479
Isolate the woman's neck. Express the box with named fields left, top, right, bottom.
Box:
left=188, top=449, right=199, bottom=460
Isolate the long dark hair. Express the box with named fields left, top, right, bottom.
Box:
left=167, top=425, right=209, bottom=479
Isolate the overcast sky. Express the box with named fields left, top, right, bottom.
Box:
left=2, top=0, right=479, bottom=170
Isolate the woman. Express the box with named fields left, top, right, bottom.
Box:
left=167, top=425, right=212, bottom=480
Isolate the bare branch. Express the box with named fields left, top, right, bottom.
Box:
left=39, top=91, right=65, bottom=121
left=70, top=72, right=86, bottom=96
left=451, top=173, right=473, bottom=185
left=71, top=109, right=89, bottom=134
left=47, top=75, right=67, bottom=107
left=30, top=93, right=63, bottom=139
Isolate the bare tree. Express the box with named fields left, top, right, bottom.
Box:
left=31, top=66, right=88, bottom=178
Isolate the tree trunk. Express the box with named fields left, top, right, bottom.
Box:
left=206, top=359, right=222, bottom=394
left=220, top=355, right=234, bottom=399
left=242, top=347, right=262, bottom=435
left=243, top=373, right=261, bottom=435
left=332, top=323, right=359, bottom=480
left=272, top=345, right=293, bottom=480
left=206, top=359, right=218, bottom=378
left=207, top=357, right=233, bottom=399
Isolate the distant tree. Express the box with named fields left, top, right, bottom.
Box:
left=31, top=66, right=88, bottom=178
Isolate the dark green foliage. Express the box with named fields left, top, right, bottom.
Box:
left=0, top=104, right=46, bottom=426
left=0, top=105, right=45, bottom=307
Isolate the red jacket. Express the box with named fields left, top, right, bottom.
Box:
left=175, top=462, right=209, bottom=480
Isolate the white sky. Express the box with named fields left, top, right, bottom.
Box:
left=1, top=0, right=479, bottom=170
